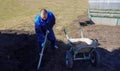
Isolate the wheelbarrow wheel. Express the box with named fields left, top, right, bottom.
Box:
left=66, top=51, right=73, bottom=68
left=90, top=50, right=100, bottom=66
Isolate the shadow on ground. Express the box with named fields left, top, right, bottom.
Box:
left=0, top=30, right=120, bottom=71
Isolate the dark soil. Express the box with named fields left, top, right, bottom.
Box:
left=0, top=15, right=120, bottom=71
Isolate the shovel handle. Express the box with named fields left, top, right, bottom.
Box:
left=37, top=30, right=49, bottom=70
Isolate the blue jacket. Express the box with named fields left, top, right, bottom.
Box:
left=34, top=11, right=56, bottom=47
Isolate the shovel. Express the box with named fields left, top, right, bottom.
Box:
left=37, top=30, right=49, bottom=70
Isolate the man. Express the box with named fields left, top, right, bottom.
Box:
left=34, top=9, right=58, bottom=51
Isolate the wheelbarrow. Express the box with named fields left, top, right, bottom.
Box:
left=64, top=29, right=100, bottom=68
left=37, top=30, right=49, bottom=70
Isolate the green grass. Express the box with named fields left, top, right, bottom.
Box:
left=0, top=0, right=88, bottom=40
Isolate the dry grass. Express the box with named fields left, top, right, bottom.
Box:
left=0, top=0, right=88, bottom=40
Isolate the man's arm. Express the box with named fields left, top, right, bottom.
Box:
left=35, top=23, right=44, bottom=47
left=47, top=12, right=56, bottom=29
left=50, top=14, right=56, bottom=28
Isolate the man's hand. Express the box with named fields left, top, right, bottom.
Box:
left=41, top=43, right=45, bottom=48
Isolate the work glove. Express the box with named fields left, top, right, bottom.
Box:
left=54, top=45, right=59, bottom=49
left=41, top=43, right=45, bottom=48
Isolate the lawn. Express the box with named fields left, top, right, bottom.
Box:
left=0, top=0, right=88, bottom=40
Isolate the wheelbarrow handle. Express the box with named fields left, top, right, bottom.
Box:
left=64, top=29, right=67, bottom=35
left=63, top=29, right=70, bottom=40
left=80, top=28, right=84, bottom=38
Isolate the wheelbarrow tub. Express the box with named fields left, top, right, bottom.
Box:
left=73, top=44, right=95, bottom=53
left=68, top=38, right=99, bottom=53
